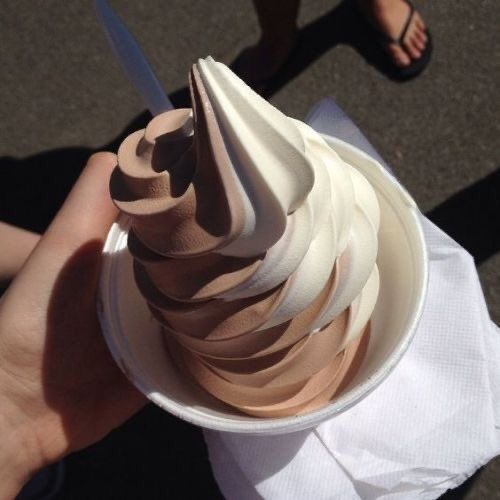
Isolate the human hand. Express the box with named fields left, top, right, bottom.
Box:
left=0, top=153, right=146, bottom=499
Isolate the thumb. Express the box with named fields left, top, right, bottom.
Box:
left=44, top=152, right=119, bottom=249
left=7, top=153, right=119, bottom=300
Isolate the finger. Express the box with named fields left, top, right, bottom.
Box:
left=44, top=152, right=119, bottom=250
left=6, top=153, right=118, bottom=301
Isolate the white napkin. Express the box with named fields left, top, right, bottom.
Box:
left=203, top=98, right=500, bottom=500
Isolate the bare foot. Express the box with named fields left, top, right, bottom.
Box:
left=358, top=0, right=428, bottom=68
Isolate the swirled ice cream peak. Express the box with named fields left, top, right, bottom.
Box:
left=110, top=56, right=381, bottom=417
left=196, top=57, right=315, bottom=257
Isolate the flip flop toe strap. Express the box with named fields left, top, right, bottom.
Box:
left=395, top=0, right=416, bottom=45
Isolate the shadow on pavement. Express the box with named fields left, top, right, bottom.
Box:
left=426, top=168, right=500, bottom=265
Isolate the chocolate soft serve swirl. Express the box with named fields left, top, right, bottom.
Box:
left=110, top=57, right=380, bottom=418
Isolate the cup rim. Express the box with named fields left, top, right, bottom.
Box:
left=99, top=136, right=429, bottom=434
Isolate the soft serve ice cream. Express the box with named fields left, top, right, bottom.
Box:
left=110, top=57, right=380, bottom=418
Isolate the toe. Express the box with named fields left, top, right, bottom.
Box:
left=415, top=14, right=426, bottom=32
left=403, top=38, right=422, bottom=60
left=413, top=14, right=428, bottom=44
left=412, top=33, right=425, bottom=52
left=388, top=44, right=411, bottom=67
left=402, top=15, right=427, bottom=59
left=417, top=29, right=428, bottom=45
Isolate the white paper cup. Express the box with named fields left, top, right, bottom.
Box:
left=98, top=137, right=428, bottom=435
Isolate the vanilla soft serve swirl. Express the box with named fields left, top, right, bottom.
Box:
left=110, top=57, right=380, bottom=417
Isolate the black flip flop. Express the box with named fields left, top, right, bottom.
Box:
left=353, top=0, right=433, bottom=80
